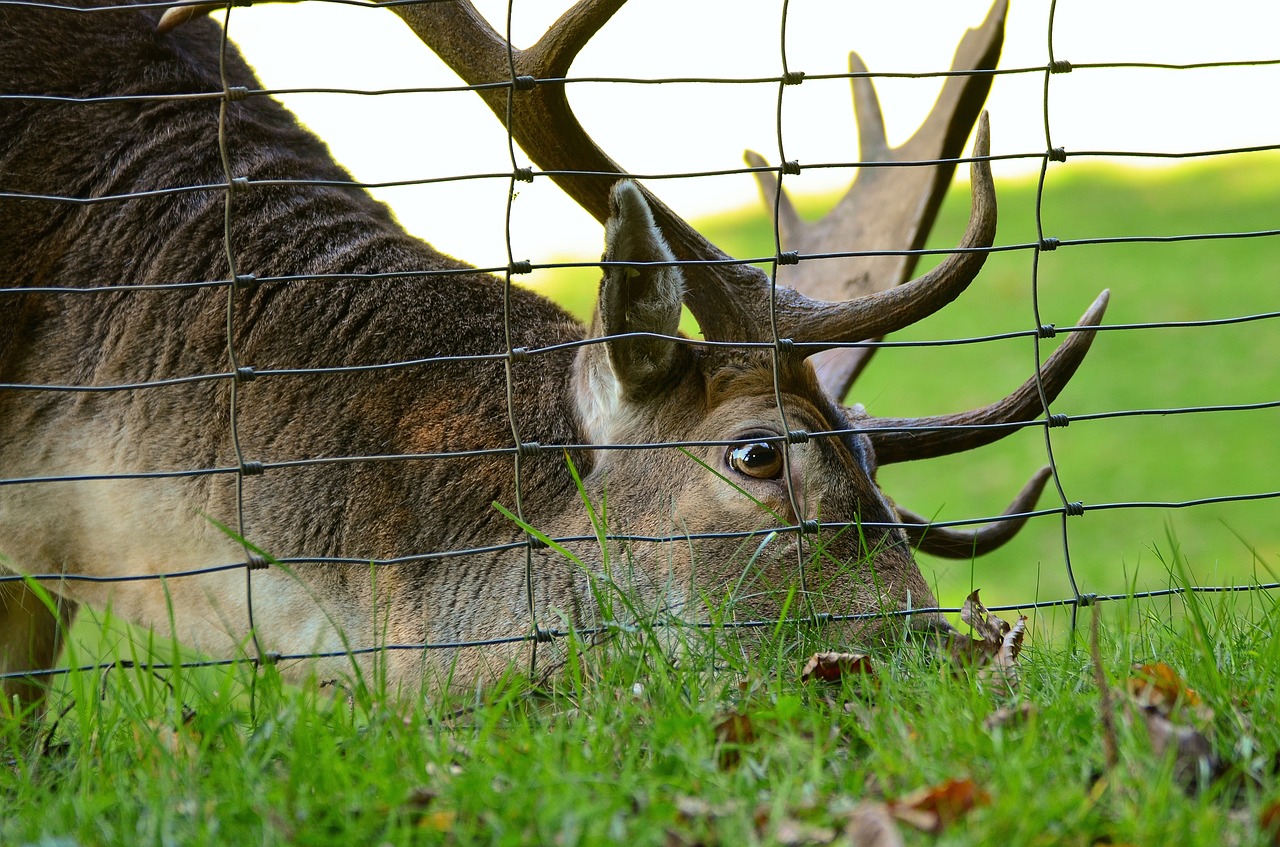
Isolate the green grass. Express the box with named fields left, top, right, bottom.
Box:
left=5, top=158, right=1279, bottom=845
left=5, top=576, right=1280, bottom=845
left=532, top=153, right=1280, bottom=615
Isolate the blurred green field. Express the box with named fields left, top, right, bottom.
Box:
left=526, top=153, right=1280, bottom=617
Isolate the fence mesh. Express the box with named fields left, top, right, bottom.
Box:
left=1, top=0, right=1277, bottom=696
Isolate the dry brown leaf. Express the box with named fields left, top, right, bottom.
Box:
left=950, top=591, right=1027, bottom=694
left=890, top=778, right=990, bottom=834
left=1133, top=704, right=1220, bottom=792
left=771, top=817, right=838, bottom=846
left=712, top=711, right=755, bottom=770
left=415, top=809, right=457, bottom=832
left=1259, top=799, right=1280, bottom=845
left=1127, top=662, right=1208, bottom=720
left=959, top=589, right=1007, bottom=644
left=845, top=801, right=905, bottom=847
left=801, top=652, right=874, bottom=684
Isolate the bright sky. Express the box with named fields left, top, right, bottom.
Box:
left=224, top=0, right=1280, bottom=269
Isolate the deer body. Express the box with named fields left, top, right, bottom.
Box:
left=2, top=0, right=1106, bottom=710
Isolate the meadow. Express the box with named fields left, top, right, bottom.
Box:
left=4, top=157, right=1279, bottom=845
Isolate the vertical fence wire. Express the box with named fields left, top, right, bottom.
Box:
left=0, top=0, right=1276, bottom=696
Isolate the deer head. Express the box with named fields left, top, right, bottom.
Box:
left=375, top=0, right=1108, bottom=628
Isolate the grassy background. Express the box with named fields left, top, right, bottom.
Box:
left=527, top=153, right=1280, bottom=624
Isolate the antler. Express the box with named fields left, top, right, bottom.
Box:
left=899, top=467, right=1051, bottom=558
left=386, top=0, right=998, bottom=352
left=864, top=290, right=1110, bottom=465
left=160, top=0, right=1000, bottom=353
left=746, top=0, right=1007, bottom=399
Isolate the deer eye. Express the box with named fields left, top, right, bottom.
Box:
left=726, top=442, right=784, bottom=480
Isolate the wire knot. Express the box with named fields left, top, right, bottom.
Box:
left=513, top=166, right=534, bottom=183
left=1076, top=592, right=1098, bottom=607
left=229, top=176, right=250, bottom=193
left=799, top=519, right=820, bottom=535
left=233, top=272, right=257, bottom=292
left=781, top=160, right=801, bottom=176
left=247, top=554, right=269, bottom=571
left=526, top=534, right=548, bottom=551
left=1049, top=59, right=1073, bottom=74
left=1048, top=147, right=1067, bottom=162
left=1047, top=413, right=1071, bottom=428
left=512, top=75, right=537, bottom=91
left=509, top=346, right=530, bottom=363
left=1039, top=237, right=1061, bottom=252
left=259, top=651, right=282, bottom=666
left=240, top=460, right=264, bottom=477
left=223, top=85, right=249, bottom=102
left=782, top=71, right=805, bottom=86
left=774, top=337, right=795, bottom=355
left=786, top=429, right=810, bottom=444
left=777, top=251, right=799, bottom=266
left=516, top=441, right=542, bottom=458
left=1037, top=323, right=1057, bottom=338
left=508, top=260, right=532, bottom=275
left=531, top=627, right=554, bottom=643
left=1066, top=501, right=1085, bottom=517
left=235, top=366, right=256, bottom=383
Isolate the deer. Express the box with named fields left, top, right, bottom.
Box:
left=0, top=0, right=1108, bottom=715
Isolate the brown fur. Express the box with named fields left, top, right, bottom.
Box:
left=0, top=0, right=946, bottom=712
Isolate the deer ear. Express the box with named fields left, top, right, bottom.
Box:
left=595, top=180, right=686, bottom=399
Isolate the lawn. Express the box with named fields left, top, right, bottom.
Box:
left=4, top=581, right=1280, bottom=845
left=4, top=158, right=1279, bottom=846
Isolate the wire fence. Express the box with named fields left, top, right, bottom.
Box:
left=1, top=0, right=1277, bottom=697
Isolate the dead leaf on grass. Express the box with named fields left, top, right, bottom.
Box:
left=801, top=652, right=874, bottom=684
left=889, top=777, right=990, bottom=834
left=949, top=590, right=1027, bottom=694
left=1133, top=704, right=1221, bottom=792
left=1259, top=799, right=1280, bottom=845
left=1127, top=662, right=1211, bottom=722
left=712, top=711, right=755, bottom=770
left=845, top=801, right=905, bottom=847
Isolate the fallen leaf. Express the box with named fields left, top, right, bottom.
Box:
left=712, top=712, right=755, bottom=770
left=949, top=591, right=1027, bottom=694
left=845, top=801, right=905, bottom=847
left=415, top=809, right=457, bottom=832
left=1127, top=663, right=1210, bottom=721
left=1259, top=799, right=1280, bottom=845
left=801, top=652, right=873, bottom=684
left=1133, top=704, right=1221, bottom=793
left=959, top=589, right=1007, bottom=645
left=890, top=778, right=990, bottom=834
left=772, top=817, right=838, bottom=846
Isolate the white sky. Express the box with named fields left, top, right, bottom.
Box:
left=223, top=0, right=1280, bottom=268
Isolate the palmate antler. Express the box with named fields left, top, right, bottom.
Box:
left=736, top=1, right=1111, bottom=557
left=163, top=0, right=1106, bottom=558
left=384, top=0, right=1106, bottom=558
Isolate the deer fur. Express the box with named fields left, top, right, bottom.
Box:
left=0, top=1, right=951, bottom=712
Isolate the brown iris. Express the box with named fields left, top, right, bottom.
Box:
left=726, top=442, right=784, bottom=480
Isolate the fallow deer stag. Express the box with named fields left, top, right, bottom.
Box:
left=0, top=0, right=1108, bottom=712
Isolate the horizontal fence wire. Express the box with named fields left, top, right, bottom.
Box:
left=0, top=0, right=1276, bottom=695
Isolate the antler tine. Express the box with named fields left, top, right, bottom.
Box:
left=865, top=289, right=1111, bottom=466
left=387, top=0, right=772, bottom=343
left=746, top=0, right=1007, bottom=399
left=898, top=466, right=1051, bottom=558
left=771, top=111, right=996, bottom=347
